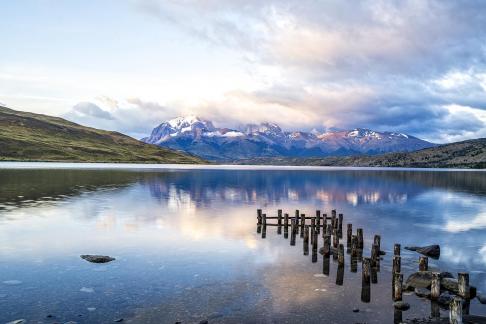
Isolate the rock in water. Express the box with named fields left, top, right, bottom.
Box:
left=415, top=288, right=431, bottom=298
left=404, top=271, right=433, bottom=290
left=404, top=245, right=440, bottom=258
left=81, top=255, right=115, bottom=263
left=478, top=293, right=486, bottom=304
left=438, top=291, right=454, bottom=306
left=393, top=301, right=410, bottom=310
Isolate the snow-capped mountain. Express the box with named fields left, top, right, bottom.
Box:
left=142, top=116, right=435, bottom=160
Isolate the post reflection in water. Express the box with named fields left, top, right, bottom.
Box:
left=1, top=166, right=486, bottom=324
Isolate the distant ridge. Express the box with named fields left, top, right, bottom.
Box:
left=234, top=138, right=486, bottom=169
left=0, top=106, right=205, bottom=164
left=142, top=116, right=435, bottom=161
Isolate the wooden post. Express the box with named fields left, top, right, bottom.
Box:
left=449, top=296, right=463, bottom=324
left=300, top=214, right=306, bottom=238
left=322, top=215, right=328, bottom=237
left=323, top=253, right=330, bottom=276
left=336, top=264, right=344, bottom=286
left=393, top=273, right=403, bottom=301
left=371, top=243, right=379, bottom=267
left=357, top=228, right=364, bottom=249
left=394, top=243, right=401, bottom=256
left=326, top=224, right=332, bottom=236
left=295, top=210, right=299, bottom=226
left=331, top=210, right=336, bottom=230
left=257, top=209, right=262, bottom=225
left=351, top=235, right=358, bottom=258
left=310, top=217, right=315, bottom=243
left=312, top=228, right=318, bottom=263
left=338, top=213, right=343, bottom=238
left=347, top=224, right=353, bottom=246
left=290, top=219, right=296, bottom=246
left=458, top=272, right=470, bottom=299
left=303, top=225, right=309, bottom=255
left=261, top=214, right=267, bottom=239
left=277, top=209, right=282, bottom=226
left=419, top=256, right=428, bottom=271
left=371, top=266, right=378, bottom=284
left=262, top=214, right=267, bottom=226
left=284, top=213, right=289, bottom=238
left=392, top=256, right=401, bottom=297
left=338, top=243, right=345, bottom=266
left=374, top=235, right=381, bottom=252
left=362, top=258, right=371, bottom=285
left=394, top=309, right=402, bottom=324
left=350, top=253, right=358, bottom=273
left=431, top=301, right=440, bottom=319
left=316, top=210, right=321, bottom=234
left=323, top=234, right=331, bottom=257
left=431, top=272, right=441, bottom=301
left=332, top=228, right=339, bottom=249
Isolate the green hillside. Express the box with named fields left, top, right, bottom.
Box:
left=0, top=105, right=205, bottom=164
left=235, top=138, right=486, bottom=169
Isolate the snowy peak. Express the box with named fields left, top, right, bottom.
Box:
left=142, top=117, right=435, bottom=160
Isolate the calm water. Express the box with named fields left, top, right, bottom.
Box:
left=0, top=163, right=485, bottom=323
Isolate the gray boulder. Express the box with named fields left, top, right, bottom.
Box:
left=404, top=245, right=440, bottom=258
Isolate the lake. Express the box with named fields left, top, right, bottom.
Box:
left=0, top=163, right=485, bottom=323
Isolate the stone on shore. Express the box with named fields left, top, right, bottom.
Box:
left=81, top=255, right=115, bottom=263
left=404, top=245, right=440, bottom=258
left=415, top=288, right=431, bottom=298
left=393, top=301, right=410, bottom=310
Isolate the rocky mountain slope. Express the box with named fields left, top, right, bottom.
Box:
left=0, top=106, right=205, bottom=164
left=142, top=116, right=435, bottom=161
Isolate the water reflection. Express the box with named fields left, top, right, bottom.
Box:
left=0, top=166, right=485, bottom=323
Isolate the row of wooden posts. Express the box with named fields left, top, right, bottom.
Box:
left=257, top=208, right=472, bottom=324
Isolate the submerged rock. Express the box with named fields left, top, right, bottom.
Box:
left=478, top=293, right=486, bottom=304
left=415, top=288, right=431, bottom=298
left=393, top=301, right=410, bottom=310
left=81, top=255, right=115, bottom=263
left=438, top=291, right=454, bottom=307
left=404, top=245, right=440, bottom=258
left=404, top=271, right=433, bottom=290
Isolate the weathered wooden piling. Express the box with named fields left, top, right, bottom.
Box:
left=322, top=215, right=328, bottom=237
left=300, top=214, right=306, bottom=238
left=351, top=235, right=358, bottom=258
left=394, top=243, right=401, bottom=256
left=431, top=272, right=441, bottom=301
left=362, top=258, right=371, bottom=285
left=303, top=225, right=309, bottom=255
left=257, top=209, right=262, bottom=225
left=449, top=296, right=463, bottom=324
left=331, top=210, right=337, bottom=229
left=290, top=219, right=296, bottom=246
left=295, top=210, right=300, bottom=226
left=277, top=209, right=282, bottom=226
left=374, top=235, right=381, bottom=252
left=261, top=224, right=266, bottom=238
left=338, top=213, right=343, bottom=238
left=323, top=234, right=331, bottom=257
left=257, top=224, right=262, bottom=234
left=323, top=253, right=330, bottom=276
left=284, top=213, right=289, bottom=238
left=350, top=253, right=358, bottom=273
left=347, top=224, right=353, bottom=246
left=357, top=228, right=364, bottom=249
left=430, top=300, right=440, bottom=319
left=419, top=256, right=428, bottom=271
left=336, top=264, right=344, bottom=286
left=392, top=256, right=401, bottom=276
left=312, top=229, right=318, bottom=263
left=316, top=210, right=321, bottom=234
left=371, top=243, right=379, bottom=267
left=338, top=243, right=345, bottom=266
left=332, top=228, right=339, bottom=249
left=393, top=273, right=403, bottom=301
left=458, top=272, right=470, bottom=299
left=310, top=218, right=316, bottom=243
left=326, top=224, right=332, bottom=237
left=262, top=214, right=267, bottom=226
left=394, top=309, right=402, bottom=324
left=371, top=266, right=378, bottom=284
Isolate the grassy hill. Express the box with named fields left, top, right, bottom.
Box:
left=0, top=105, right=205, bottom=164
left=234, top=138, right=486, bottom=169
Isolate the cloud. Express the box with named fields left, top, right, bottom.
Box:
left=128, top=0, right=486, bottom=142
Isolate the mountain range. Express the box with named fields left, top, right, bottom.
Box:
left=142, top=116, right=435, bottom=161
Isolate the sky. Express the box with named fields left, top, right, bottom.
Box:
left=1, top=0, right=486, bottom=143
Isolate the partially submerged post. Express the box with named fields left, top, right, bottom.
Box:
left=392, top=256, right=401, bottom=297
left=257, top=209, right=262, bottom=225
left=323, top=253, right=330, bottom=276
left=336, top=263, right=344, bottom=286
left=300, top=214, right=306, bottom=238
left=431, top=272, right=441, bottom=301
left=371, top=243, right=379, bottom=268
left=303, top=225, right=309, bottom=255
left=322, top=215, right=328, bottom=237
left=357, top=228, right=364, bottom=249
left=419, top=256, right=428, bottom=271
left=316, top=210, right=321, bottom=234
left=323, top=234, right=331, bottom=257
left=394, top=243, right=401, bottom=256
left=449, top=296, right=463, bottom=324
left=333, top=228, right=339, bottom=249
left=374, top=235, right=381, bottom=252
left=284, top=213, right=289, bottom=238
left=361, top=258, right=371, bottom=303
left=393, top=273, right=403, bottom=301
left=347, top=224, right=353, bottom=246
left=312, top=228, right=318, bottom=263
left=290, top=219, right=296, bottom=246
left=261, top=214, right=267, bottom=239
left=351, top=235, right=358, bottom=258
left=458, top=272, right=470, bottom=299
left=310, top=217, right=315, bottom=243
left=338, top=243, right=345, bottom=267
left=277, top=209, right=282, bottom=226
left=338, top=213, right=343, bottom=238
